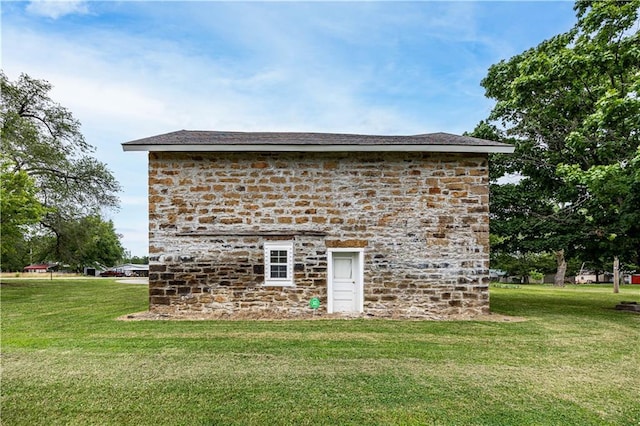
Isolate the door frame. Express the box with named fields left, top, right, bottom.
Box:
left=327, top=248, right=364, bottom=314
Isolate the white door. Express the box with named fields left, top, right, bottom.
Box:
left=328, top=251, right=363, bottom=313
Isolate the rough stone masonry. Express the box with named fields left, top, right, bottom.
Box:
left=145, top=150, right=492, bottom=318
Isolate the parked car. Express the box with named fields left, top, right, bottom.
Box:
left=99, top=270, right=125, bottom=277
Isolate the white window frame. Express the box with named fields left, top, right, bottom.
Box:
left=263, top=241, right=294, bottom=287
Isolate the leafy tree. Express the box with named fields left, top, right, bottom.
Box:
left=558, top=147, right=640, bottom=272
left=0, top=158, right=46, bottom=270
left=129, top=255, right=149, bottom=265
left=38, top=215, right=125, bottom=271
left=121, top=250, right=149, bottom=264
left=479, top=0, right=640, bottom=284
left=0, top=71, right=122, bottom=270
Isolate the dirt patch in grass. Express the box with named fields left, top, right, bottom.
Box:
left=117, top=310, right=526, bottom=322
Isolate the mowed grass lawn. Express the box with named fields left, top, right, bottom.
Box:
left=1, top=279, right=639, bottom=426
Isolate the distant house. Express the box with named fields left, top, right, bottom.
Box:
left=23, top=264, right=51, bottom=273
left=489, top=269, right=507, bottom=281
left=123, top=130, right=514, bottom=318
left=575, top=272, right=613, bottom=284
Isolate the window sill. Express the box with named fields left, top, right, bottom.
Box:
left=262, top=281, right=295, bottom=287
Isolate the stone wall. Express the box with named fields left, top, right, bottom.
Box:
left=147, top=151, right=490, bottom=318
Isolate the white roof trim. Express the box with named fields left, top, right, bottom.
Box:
left=122, top=144, right=515, bottom=154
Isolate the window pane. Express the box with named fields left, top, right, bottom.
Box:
left=334, top=258, right=353, bottom=279
left=270, top=250, right=287, bottom=264
left=270, top=265, right=288, bottom=279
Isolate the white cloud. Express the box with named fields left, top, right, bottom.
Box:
left=7, top=1, right=496, bottom=137
left=26, top=0, right=89, bottom=19
left=117, top=227, right=149, bottom=257
left=120, top=195, right=148, bottom=207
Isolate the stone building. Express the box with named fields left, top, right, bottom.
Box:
left=123, top=130, right=513, bottom=319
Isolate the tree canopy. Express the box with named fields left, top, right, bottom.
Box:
left=479, top=0, right=640, bottom=282
left=0, top=71, right=124, bottom=270
left=1, top=72, right=120, bottom=216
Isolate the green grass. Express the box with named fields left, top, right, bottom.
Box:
left=2, top=279, right=639, bottom=425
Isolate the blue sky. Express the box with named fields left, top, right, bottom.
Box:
left=2, top=0, right=578, bottom=257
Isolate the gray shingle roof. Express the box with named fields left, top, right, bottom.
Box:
left=122, top=130, right=514, bottom=153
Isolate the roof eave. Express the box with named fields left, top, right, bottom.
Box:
left=122, top=144, right=515, bottom=154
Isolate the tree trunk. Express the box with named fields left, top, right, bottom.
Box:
left=613, top=257, right=620, bottom=293
left=554, top=250, right=567, bottom=287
